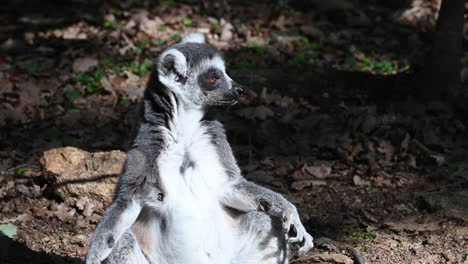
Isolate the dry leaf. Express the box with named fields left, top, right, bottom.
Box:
left=353, top=175, right=370, bottom=186
left=75, top=197, right=89, bottom=210
left=297, top=252, right=353, bottom=264
left=220, top=23, right=234, bottom=41
left=291, top=179, right=327, bottom=191
left=73, top=57, right=98, bottom=73
left=378, top=140, right=394, bottom=163
left=139, top=17, right=164, bottom=38
left=302, top=164, right=331, bottom=179
left=54, top=203, right=76, bottom=223
left=16, top=213, right=33, bottom=222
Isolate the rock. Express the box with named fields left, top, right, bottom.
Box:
left=220, top=22, right=234, bottom=41
left=314, top=236, right=338, bottom=251
left=353, top=175, right=370, bottom=186
left=41, top=147, right=125, bottom=210
left=461, top=67, right=468, bottom=83
left=72, top=57, right=98, bottom=73
left=300, top=24, right=324, bottom=39
left=292, top=164, right=331, bottom=180
left=417, top=190, right=468, bottom=221
left=291, top=179, right=327, bottom=191
left=297, top=252, right=353, bottom=264
left=384, top=215, right=443, bottom=232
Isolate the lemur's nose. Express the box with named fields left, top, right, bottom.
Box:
left=233, top=82, right=245, bottom=96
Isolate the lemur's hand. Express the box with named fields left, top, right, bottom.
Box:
left=86, top=230, right=115, bottom=264
left=282, top=203, right=314, bottom=256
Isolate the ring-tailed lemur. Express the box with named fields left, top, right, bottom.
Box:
left=86, top=33, right=314, bottom=264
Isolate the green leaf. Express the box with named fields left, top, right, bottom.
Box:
left=103, top=19, right=115, bottom=28
left=67, top=108, right=81, bottom=114
left=0, top=224, right=17, bottom=238
left=164, top=0, right=177, bottom=5
left=233, top=18, right=241, bottom=24
left=444, top=167, right=457, bottom=174
left=62, top=137, right=76, bottom=146
left=101, top=57, right=115, bottom=66
left=119, top=99, right=130, bottom=105
left=153, top=39, right=166, bottom=46
left=171, top=34, right=181, bottom=41
left=16, top=168, right=28, bottom=175
left=135, top=40, right=150, bottom=51
left=112, top=10, right=122, bottom=16
left=345, top=56, right=356, bottom=65
left=212, top=22, right=221, bottom=29
left=19, top=63, right=39, bottom=74
left=64, top=88, right=81, bottom=101
left=183, top=17, right=192, bottom=26
left=298, top=36, right=309, bottom=45
left=238, top=58, right=256, bottom=69
left=269, top=31, right=278, bottom=42
left=158, top=25, right=167, bottom=31
left=291, top=54, right=307, bottom=65
left=311, top=42, right=321, bottom=50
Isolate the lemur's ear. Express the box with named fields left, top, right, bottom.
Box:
left=181, top=33, right=205, bottom=44
left=158, top=49, right=187, bottom=79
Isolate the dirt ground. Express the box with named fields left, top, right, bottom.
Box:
left=1, top=0, right=468, bottom=263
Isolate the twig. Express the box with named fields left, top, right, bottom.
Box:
left=412, top=138, right=432, bottom=155
left=418, top=179, right=468, bottom=193
left=3, top=164, right=28, bottom=173
left=349, top=248, right=366, bottom=264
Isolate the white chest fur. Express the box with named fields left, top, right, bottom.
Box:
left=155, top=106, right=235, bottom=264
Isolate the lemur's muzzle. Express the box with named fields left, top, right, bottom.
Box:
left=216, top=81, right=245, bottom=105
left=233, top=82, right=246, bottom=97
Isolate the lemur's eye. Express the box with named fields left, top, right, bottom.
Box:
left=208, top=76, right=217, bottom=84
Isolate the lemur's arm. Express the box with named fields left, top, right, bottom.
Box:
left=223, top=178, right=314, bottom=255
left=204, top=121, right=314, bottom=256
left=86, top=149, right=161, bottom=264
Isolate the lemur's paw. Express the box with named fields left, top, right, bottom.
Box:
left=85, top=251, right=104, bottom=264
left=280, top=208, right=296, bottom=234
left=295, top=232, right=314, bottom=256
left=282, top=210, right=314, bottom=256
left=86, top=248, right=112, bottom=264
left=86, top=233, right=114, bottom=264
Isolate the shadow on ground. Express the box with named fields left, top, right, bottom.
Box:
left=0, top=237, right=82, bottom=264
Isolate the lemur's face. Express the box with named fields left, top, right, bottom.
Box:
left=157, top=34, right=244, bottom=107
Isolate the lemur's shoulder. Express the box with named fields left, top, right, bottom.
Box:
left=203, top=120, right=224, bottom=131
left=202, top=120, right=228, bottom=141
left=201, top=120, right=240, bottom=178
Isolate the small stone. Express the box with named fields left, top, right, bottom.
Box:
left=291, top=179, right=327, bottom=191
left=72, top=57, right=98, bottom=73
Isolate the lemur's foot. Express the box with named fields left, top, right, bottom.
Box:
left=289, top=230, right=314, bottom=256
left=282, top=207, right=314, bottom=256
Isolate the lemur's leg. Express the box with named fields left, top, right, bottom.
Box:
left=234, top=211, right=288, bottom=264
left=86, top=149, right=160, bottom=264
left=102, top=231, right=149, bottom=264
left=86, top=198, right=142, bottom=264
